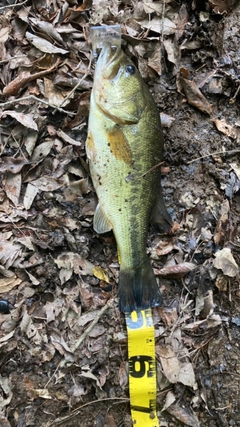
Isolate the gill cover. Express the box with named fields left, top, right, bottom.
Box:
left=93, top=45, right=146, bottom=124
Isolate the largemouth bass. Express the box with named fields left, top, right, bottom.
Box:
left=86, top=45, right=172, bottom=312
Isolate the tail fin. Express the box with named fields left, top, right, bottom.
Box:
left=118, top=258, right=162, bottom=313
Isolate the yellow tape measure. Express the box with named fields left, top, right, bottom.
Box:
left=125, top=309, right=159, bottom=427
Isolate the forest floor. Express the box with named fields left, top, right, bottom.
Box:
left=0, top=1, right=239, bottom=426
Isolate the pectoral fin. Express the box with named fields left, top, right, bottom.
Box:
left=93, top=203, right=112, bottom=234
left=150, top=188, right=172, bottom=233
left=107, top=126, right=132, bottom=165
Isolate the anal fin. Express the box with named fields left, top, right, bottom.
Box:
left=93, top=203, right=112, bottom=234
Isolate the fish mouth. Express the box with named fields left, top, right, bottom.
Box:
left=96, top=44, right=123, bottom=79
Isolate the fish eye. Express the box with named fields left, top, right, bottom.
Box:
left=126, top=64, right=135, bottom=75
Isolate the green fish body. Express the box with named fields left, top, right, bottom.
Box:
left=86, top=45, right=171, bottom=312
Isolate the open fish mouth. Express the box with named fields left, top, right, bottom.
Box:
left=96, top=44, right=123, bottom=79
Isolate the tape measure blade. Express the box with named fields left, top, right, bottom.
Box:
left=126, top=309, right=159, bottom=427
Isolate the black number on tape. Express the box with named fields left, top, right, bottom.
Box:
left=129, top=355, right=155, bottom=378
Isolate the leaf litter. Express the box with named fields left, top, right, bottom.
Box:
left=0, top=1, right=240, bottom=426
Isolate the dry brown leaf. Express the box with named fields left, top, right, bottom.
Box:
left=57, top=129, right=82, bottom=146
left=43, top=77, right=68, bottom=106
left=20, top=311, right=42, bottom=345
left=143, top=1, right=165, bottom=15
left=167, top=402, right=200, bottom=427
left=54, top=252, right=94, bottom=275
left=93, top=266, right=110, bottom=283
left=178, top=362, right=196, bottom=388
left=141, top=17, right=176, bottom=35
left=213, top=118, right=238, bottom=139
left=29, top=18, right=64, bottom=44
left=30, top=176, right=64, bottom=192
left=23, top=183, right=39, bottom=210
left=0, top=330, right=15, bottom=343
left=31, top=388, right=52, bottom=400
left=118, top=361, right=128, bottom=388
left=179, top=74, right=212, bottom=115
left=31, top=141, right=54, bottom=162
left=80, top=369, right=102, bottom=389
left=155, top=262, right=197, bottom=278
left=160, top=112, right=175, bottom=128
left=163, top=39, right=181, bottom=72
left=5, top=172, right=21, bottom=207
left=88, top=324, right=106, bottom=338
left=215, top=273, right=228, bottom=291
left=213, top=248, right=239, bottom=277
left=0, top=238, right=22, bottom=269
left=0, top=412, right=12, bottom=427
left=0, top=276, right=22, bottom=293
left=1, top=111, right=38, bottom=130
left=230, top=162, right=240, bottom=180
left=26, top=32, right=68, bottom=54
left=208, top=0, right=238, bottom=14
left=0, top=157, right=29, bottom=173
left=214, top=198, right=230, bottom=245
left=157, top=345, right=180, bottom=383
left=161, top=391, right=176, bottom=412
left=0, top=375, right=12, bottom=411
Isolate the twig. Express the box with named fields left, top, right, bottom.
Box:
left=0, top=0, right=28, bottom=10
left=0, top=56, right=26, bottom=65
left=71, top=300, right=111, bottom=353
left=49, top=396, right=129, bottom=426
left=187, top=148, right=240, bottom=164
left=139, top=161, right=163, bottom=178
left=59, top=68, right=92, bottom=108
left=53, top=54, right=93, bottom=112
left=59, top=300, right=112, bottom=369
left=0, top=95, right=76, bottom=115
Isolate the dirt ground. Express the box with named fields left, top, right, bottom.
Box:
left=0, top=1, right=239, bottom=426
